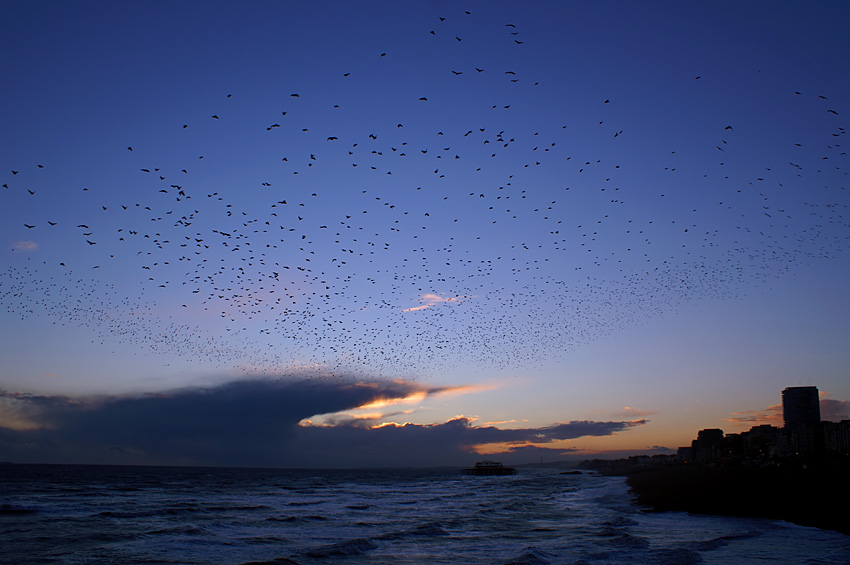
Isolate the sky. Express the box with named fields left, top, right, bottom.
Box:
left=1, top=0, right=849, bottom=468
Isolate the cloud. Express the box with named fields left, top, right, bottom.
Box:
left=725, top=404, right=783, bottom=426
left=614, top=406, right=655, bottom=419
left=483, top=443, right=582, bottom=460
left=0, top=394, right=50, bottom=431
left=726, top=398, right=850, bottom=428
left=465, top=419, right=646, bottom=460
left=295, top=417, right=644, bottom=467
left=308, top=382, right=495, bottom=426
left=12, top=240, right=38, bottom=251
left=821, top=399, right=850, bottom=422
left=401, top=293, right=464, bottom=312
left=0, top=379, right=644, bottom=467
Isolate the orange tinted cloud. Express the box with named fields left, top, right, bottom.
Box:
left=305, top=382, right=497, bottom=427
left=357, top=390, right=428, bottom=410
left=725, top=404, right=783, bottom=426
left=484, top=419, right=523, bottom=426
left=355, top=382, right=493, bottom=410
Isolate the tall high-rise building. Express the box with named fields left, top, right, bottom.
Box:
left=782, top=386, right=821, bottom=429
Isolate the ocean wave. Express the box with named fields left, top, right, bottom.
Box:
left=0, top=503, right=37, bottom=515
left=650, top=547, right=704, bottom=564
left=144, top=524, right=210, bottom=537
left=376, top=521, right=451, bottom=540
left=238, top=557, right=301, bottom=565
left=236, top=534, right=291, bottom=545
left=264, top=514, right=327, bottom=523
left=687, top=529, right=762, bottom=551
left=77, top=530, right=136, bottom=544
left=602, top=516, right=639, bottom=528
left=409, top=523, right=450, bottom=536
left=97, top=505, right=202, bottom=519
left=286, top=500, right=325, bottom=507
left=98, top=509, right=157, bottom=518
left=207, top=503, right=272, bottom=512
left=6, top=466, right=848, bottom=564
left=600, top=532, right=651, bottom=550
left=303, top=537, right=377, bottom=558
left=503, top=546, right=556, bottom=565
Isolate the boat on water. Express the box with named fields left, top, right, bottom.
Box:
left=462, top=460, right=517, bottom=476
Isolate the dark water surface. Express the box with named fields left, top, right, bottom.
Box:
left=1, top=464, right=847, bottom=564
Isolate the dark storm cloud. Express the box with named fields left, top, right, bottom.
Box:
left=493, top=443, right=582, bottom=460
left=0, top=379, right=644, bottom=467
left=295, top=417, right=644, bottom=467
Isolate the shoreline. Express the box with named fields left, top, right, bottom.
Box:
left=620, top=462, right=850, bottom=536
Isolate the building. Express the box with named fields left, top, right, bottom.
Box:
left=693, top=428, right=724, bottom=463
left=782, top=386, right=821, bottom=428
left=823, top=420, right=850, bottom=453
left=741, top=424, right=787, bottom=459
left=782, top=386, right=823, bottom=455
left=677, top=445, right=694, bottom=463
left=677, top=386, right=848, bottom=467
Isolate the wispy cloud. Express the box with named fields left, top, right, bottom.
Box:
left=614, top=406, right=655, bottom=419
left=401, top=293, right=465, bottom=312
left=12, top=240, right=38, bottom=251
left=725, top=404, right=783, bottom=426
left=726, top=398, right=850, bottom=428
left=484, top=419, right=525, bottom=426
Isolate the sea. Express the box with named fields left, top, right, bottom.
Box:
left=1, top=464, right=847, bottom=564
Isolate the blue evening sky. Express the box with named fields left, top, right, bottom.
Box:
left=1, top=1, right=848, bottom=466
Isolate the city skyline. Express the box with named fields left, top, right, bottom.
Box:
left=2, top=1, right=850, bottom=467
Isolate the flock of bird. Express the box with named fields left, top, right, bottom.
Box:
left=2, top=9, right=848, bottom=380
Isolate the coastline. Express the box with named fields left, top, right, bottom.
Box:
left=620, top=462, right=850, bottom=536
